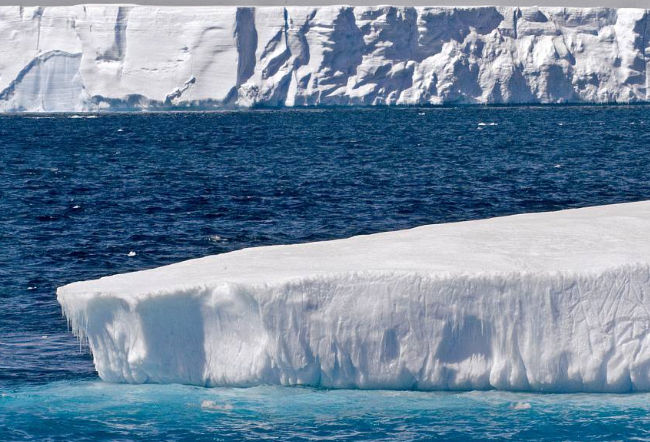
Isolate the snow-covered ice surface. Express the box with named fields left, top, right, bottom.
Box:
left=58, top=201, right=650, bottom=392
left=1, top=5, right=650, bottom=111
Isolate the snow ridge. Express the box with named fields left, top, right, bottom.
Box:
left=0, top=5, right=649, bottom=111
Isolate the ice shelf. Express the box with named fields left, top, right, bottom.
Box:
left=1, top=5, right=650, bottom=111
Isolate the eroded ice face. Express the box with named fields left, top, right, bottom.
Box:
left=1, top=5, right=649, bottom=111
left=58, top=201, right=650, bottom=392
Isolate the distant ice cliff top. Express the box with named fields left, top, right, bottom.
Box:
left=3, top=1, right=649, bottom=7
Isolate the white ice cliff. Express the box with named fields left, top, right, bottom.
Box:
left=0, top=5, right=649, bottom=111
left=58, top=202, right=650, bottom=392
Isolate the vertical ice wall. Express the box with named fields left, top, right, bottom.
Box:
left=56, top=201, right=650, bottom=391
left=0, top=5, right=648, bottom=111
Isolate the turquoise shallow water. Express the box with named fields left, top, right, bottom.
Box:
left=4, top=107, right=650, bottom=440
left=3, top=382, right=650, bottom=441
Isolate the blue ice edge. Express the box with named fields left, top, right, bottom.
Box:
left=4, top=380, right=650, bottom=441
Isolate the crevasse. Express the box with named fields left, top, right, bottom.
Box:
left=58, top=202, right=650, bottom=392
left=0, top=5, right=649, bottom=111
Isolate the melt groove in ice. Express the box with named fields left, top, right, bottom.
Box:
left=1, top=5, right=649, bottom=111
left=58, top=202, right=650, bottom=392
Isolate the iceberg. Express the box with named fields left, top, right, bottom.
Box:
left=58, top=201, right=650, bottom=392
left=1, top=5, right=649, bottom=111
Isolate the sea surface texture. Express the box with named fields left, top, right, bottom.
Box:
left=1, top=5, right=650, bottom=111
left=4, top=106, right=650, bottom=440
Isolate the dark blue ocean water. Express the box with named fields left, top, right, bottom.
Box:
left=3, top=107, right=650, bottom=441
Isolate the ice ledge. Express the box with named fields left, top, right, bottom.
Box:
left=58, top=202, right=650, bottom=392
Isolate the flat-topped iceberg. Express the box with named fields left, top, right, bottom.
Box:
left=1, top=5, right=650, bottom=111
left=58, top=202, right=650, bottom=392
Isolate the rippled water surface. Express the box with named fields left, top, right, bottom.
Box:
left=4, top=382, right=650, bottom=442
left=3, top=107, right=650, bottom=440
